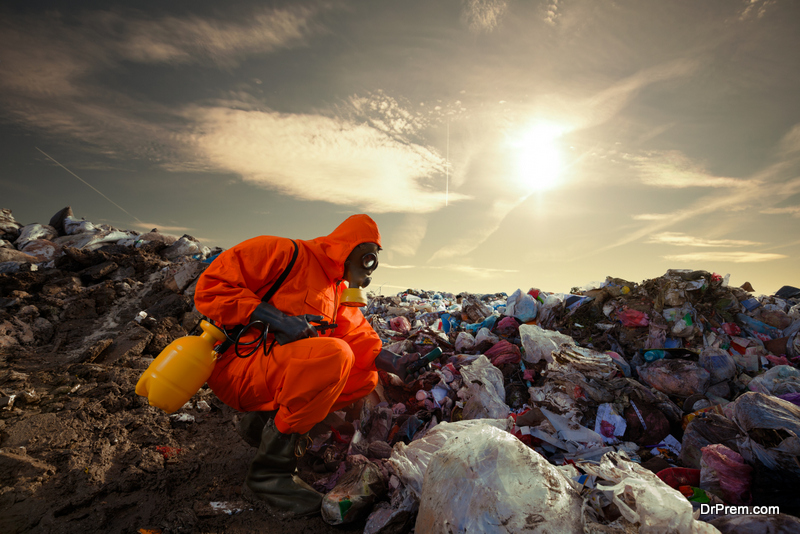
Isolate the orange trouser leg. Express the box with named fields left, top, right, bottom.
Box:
left=267, top=337, right=355, bottom=435
left=329, top=366, right=379, bottom=413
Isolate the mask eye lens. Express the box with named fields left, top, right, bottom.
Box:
left=362, top=253, right=378, bottom=270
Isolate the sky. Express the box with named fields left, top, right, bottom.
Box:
left=1, top=0, right=799, bottom=297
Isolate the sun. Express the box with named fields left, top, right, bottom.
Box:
left=514, top=121, right=566, bottom=192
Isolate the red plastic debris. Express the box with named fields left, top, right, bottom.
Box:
left=154, top=446, right=182, bottom=460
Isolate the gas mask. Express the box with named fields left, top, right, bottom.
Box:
left=341, top=244, right=379, bottom=307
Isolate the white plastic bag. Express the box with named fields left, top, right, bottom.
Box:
left=579, top=452, right=721, bottom=534
left=388, top=418, right=513, bottom=499
left=505, top=288, right=539, bottom=323
left=519, top=323, right=574, bottom=364
left=458, top=355, right=509, bottom=420
left=414, top=424, right=583, bottom=533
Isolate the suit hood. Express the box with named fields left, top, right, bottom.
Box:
left=302, top=214, right=381, bottom=282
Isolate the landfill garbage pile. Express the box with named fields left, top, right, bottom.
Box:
left=2, top=206, right=800, bottom=534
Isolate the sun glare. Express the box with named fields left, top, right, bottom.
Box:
left=514, top=122, right=565, bottom=192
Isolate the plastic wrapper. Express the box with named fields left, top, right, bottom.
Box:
left=504, top=288, right=539, bottom=323
left=414, top=424, right=582, bottom=533
left=458, top=355, right=510, bottom=420
left=519, top=323, right=574, bottom=364
left=473, top=327, right=498, bottom=346
left=389, top=316, right=411, bottom=334
left=747, top=365, right=800, bottom=396
left=321, top=457, right=387, bottom=525
left=731, top=392, right=800, bottom=493
left=679, top=413, right=741, bottom=469
left=637, top=359, right=710, bottom=397
left=700, top=444, right=752, bottom=505
left=698, top=348, right=737, bottom=384
left=454, top=331, right=475, bottom=352
left=541, top=406, right=604, bottom=444
left=578, top=452, right=719, bottom=534
left=388, top=418, right=513, bottom=499
left=617, top=308, right=649, bottom=327
left=483, top=339, right=521, bottom=365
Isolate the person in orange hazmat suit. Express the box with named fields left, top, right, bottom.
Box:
left=193, top=214, right=423, bottom=517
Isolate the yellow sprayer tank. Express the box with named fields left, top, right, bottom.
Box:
left=135, top=320, right=226, bottom=413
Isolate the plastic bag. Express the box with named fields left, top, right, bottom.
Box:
left=709, top=514, right=800, bottom=534
left=617, top=308, right=649, bottom=327
left=637, top=359, right=710, bottom=397
left=731, top=393, right=800, bottom=495
left=389, top=316, right=411, bottom=334
left=679, top=413, right=741, bottom=469
left=483, top=339, right=521, bottom=366
left=699, top=347, right=737, bottom=384
left=519, top=323, right=574, bottom=364
left=388, top=418, right=513, bottom=499
left=578, top=452, right=718, bottom=534
left=747, top=365, right=800, bottom=396
left=541, top=406, right=604, bottom=445
left=473, top=327, right=498, bottom=346
left=504, top=288, right=539, bottom=323
left=454, top=331, right=475, bottom=352
left=458, top=355, right=510, bottom=420
left=321, top=457, right=387, bottom=525
left=700, top=444, right=752, bottom=505
left=594, top=403, right=627, bottom=444
left=414, top=424, right=582, bottom=533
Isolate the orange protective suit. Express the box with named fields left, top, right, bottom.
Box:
left=194, top=214, right=383, bottom=434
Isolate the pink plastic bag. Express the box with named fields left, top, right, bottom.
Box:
left=700, top=444, right=752, bottom=505
left=617, top=308, right=649, bottom=327
left=389, top=316, right=411, bottom=334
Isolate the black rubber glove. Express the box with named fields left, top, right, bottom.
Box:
left=250, top=302, right=322, bottom=345
left=374, top=349, right=430, bottom=383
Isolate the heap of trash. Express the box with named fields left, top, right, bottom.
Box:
left=2, top=206, right=800, bottom=534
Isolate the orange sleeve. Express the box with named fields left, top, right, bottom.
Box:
left=194, top=236, right=294, bottom=327
left=334, top=303, right=382, bottom=371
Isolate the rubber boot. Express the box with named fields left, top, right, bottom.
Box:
left=242, top=419, right=322, bottom=517
left=237, top=410, right=277, bottom=448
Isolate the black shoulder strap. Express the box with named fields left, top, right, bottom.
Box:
left=212, top=239, right=298, bottom=354
left=261, top=239, right=298, bottom=303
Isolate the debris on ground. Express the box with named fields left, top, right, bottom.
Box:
left=1, top=207, right=799, bottom=533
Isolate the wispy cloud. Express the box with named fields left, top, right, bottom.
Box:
left=131, top=222, right=192, bottom=233
left=779, top=123, right=800, bottom=155
left=543, top=0, right=560, bottom=26
left=625, top=151, right=749, bottom=188
left=740, top=0, right=778, bottom=20
left=761, top=206, right=800, bottom=217
left=381, top=264, right=416, bottom=270
left=648, top=232, right=761, bottom=247
left=664, top=252, right=787, bottom=263
left=461, top=0, right=508, bottom=33
left=632, top=213, right=671, bottom=221
left=0, top=6, right=325, bottom=159
left=437, top=264, right=519, bottom=277
left=180, top=105, right=468, bottom=213
left=385, top=214, right=429, bottom=257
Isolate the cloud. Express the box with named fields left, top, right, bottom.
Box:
left=740, top=0, right=778, bottom=20
left=461, top=0, right=508, bottom=33
left=543, top=0, right=560, bottom=26
left=385, top=214, right=429, bottom=256
left=625, top=151, right=750, bottom=188
left=181, top=105, right=469, bottom=213
left=663, top=252, right=787, bottom=263
left=0, top=6, right=326, bottom=158
left=632, top=213, right=671, bottom=221
left=779, top=123, right=800, bottom=155
left=648, top=232, right=761, bottom=247
left=131, top=222, right=192, bottom=233
left=380, top=264, right=416, bottom=270
left=761, top=206, right=800, bottom=217
left=439, top=264, right=519, bottom=277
